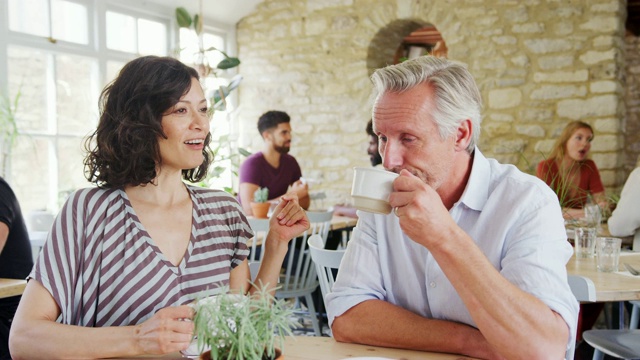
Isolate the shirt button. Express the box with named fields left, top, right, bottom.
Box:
left=430, top=282, right=436, bottom=288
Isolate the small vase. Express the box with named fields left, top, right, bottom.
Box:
left=251, top=202, right=270, bottom=218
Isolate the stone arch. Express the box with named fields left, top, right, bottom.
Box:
left=366, top=19, right=428, bottom=77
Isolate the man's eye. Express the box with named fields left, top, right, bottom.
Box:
left=379, top=136, right=387, bottom=142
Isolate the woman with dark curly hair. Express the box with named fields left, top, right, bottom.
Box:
left=9, top=56, right=309, bottom=359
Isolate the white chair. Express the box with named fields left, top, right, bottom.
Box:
left=583, top=301, right=640, bottom=360
left=275, top=210, right=334, bottom=337
left=247, top=218, right=270, bottom=262
left=567, top=275, right=597, bottom=360
left=308, top=233, right=345, bottom=337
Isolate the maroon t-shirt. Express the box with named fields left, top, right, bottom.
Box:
left=238, top=152, right=302, bottom=203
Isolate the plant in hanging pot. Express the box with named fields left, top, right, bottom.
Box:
left=188, top=285, right=296, bottom=360
left=251, top=187, right=270, bottom=218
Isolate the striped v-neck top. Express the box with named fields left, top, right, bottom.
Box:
left=30, top=185, right=252, bottom=327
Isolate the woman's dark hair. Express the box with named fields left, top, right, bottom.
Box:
left=84, top=56, right=212, bottom=188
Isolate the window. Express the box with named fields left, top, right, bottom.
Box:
left=178, top=26, right=240, bottom=192
left=1, top=0, right=173, bottom=216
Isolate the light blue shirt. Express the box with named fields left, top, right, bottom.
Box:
left=326, top=149, right=579, bottom=345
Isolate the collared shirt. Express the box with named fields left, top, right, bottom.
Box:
left=326, top=148, right=579, bottom=345
left=608, top=167, right=640, bottom=237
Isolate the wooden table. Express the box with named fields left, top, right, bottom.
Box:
left=0, top=278, right=27, bottom=299
left=131, top=336, right=474, bottom=359
left=329, top=215, right=358, bottom=231
left=280, top=336, right=472, bottom=359
left=566, top=252, right=640, bottom=302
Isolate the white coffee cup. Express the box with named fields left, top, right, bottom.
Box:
left=350, top=167, right=399, bottom=214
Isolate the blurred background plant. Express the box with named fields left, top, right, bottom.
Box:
left=0, top=90, right=20, bottom=179
left=175, top=4, right=248, bottom=194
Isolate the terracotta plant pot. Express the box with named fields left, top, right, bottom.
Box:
left=200, top=348, right=283, bottom=360
left=251, top=201, right=270, bottom=218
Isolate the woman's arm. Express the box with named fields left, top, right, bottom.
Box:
left=243, top=194, right=309, bottom=296
left=9, top=280, right=194, bottom=359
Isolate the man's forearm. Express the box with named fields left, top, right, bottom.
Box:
left=331, top=300, right=502, bottom=359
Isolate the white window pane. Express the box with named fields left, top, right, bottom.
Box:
left=8, top=46, right=50, bottom=133
left=106, top=60, right=126, bottom=87
left=8, top=0, right=50, bottom=37
left=55, top=54, right=98, bottom=135
left=58, top=137, right=88, bottom=206
left=11, top=136, right=53, bottom=213
left=52, top=0, right=89, bottom=44
left=106, top=11, right=136, bottom=53
left=179, top=28, right=200, bottom=64
left=138, top=19, right=167, bottom=55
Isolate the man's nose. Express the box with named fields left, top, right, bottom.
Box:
left=382, top=142, right=403, bottom=169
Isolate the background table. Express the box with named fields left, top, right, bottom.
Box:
left=0, top=278, right=27, bottom=299
left=566, top=252, right=640, bottom=302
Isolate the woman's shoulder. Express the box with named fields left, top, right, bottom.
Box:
left=188, top=185, right=241, bottom=207
left=537, top=158, right=554, bottom=167
left=66, top=187, right=121, bottom=204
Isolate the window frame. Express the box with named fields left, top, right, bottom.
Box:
left=0, top=1, right=240, bottom=216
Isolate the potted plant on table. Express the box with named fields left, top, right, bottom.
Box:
left=251, top=187, right=270, bottom=218
left=191, top=285, right=296, bottom=360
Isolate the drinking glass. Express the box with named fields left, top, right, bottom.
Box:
left=584, top=204, right=602, bottom=229
left=574, top=227, right=597, bottom=259
left=596, top=237, right=622, bottom=272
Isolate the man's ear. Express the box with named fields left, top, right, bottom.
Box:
left=262, top=129, right=272, bottom=141
left=454, top=119, right=473, bottom=151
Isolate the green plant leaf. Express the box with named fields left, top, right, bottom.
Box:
left=175, top=7, right=192, bottom=28
left=194, top=13, right=203, bottom=34
left=238, top=147, right=252, bottom=157
left=217, top=57, right=241, bottom=70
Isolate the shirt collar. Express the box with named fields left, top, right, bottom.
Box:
left=457, top=147, right=489, bottom=212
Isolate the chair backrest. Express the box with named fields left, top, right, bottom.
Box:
left=568, top=274, right=596, bottom=302
left=276, top=210, right=334, bottom=299
left=566, top=275, right=597, bottom=360
left=247, top=218, right=270, bottom=262
left=308, top=234, right=345, bottom=301
left=305, top=210, right=334, bottom=242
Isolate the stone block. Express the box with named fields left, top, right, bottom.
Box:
left=519, top=108, right=555, bottom=122
left=489, top=113, right=515, bottom=122
left=516, top=124, right=545, bottom=137
left=524, top=38, right=573, bottom=54
left=488, top=88, right=522, bottom=109
left=493, top=35, right=517, bottom=45
left=512, top=22, right=544, bottom=33
left=534, top=139, right=556, bottom=155
left=305, top=18, right=328, bottom=35
left=493, top=138, right=526, bottom=154
left=530, top=85, right=587, bottom=100
left=591, top=134, right=622, bottom=152
left=557, top=95, right=618, bottom=120
left=553, top=22, right=573, bottom=36
left=591, top=153, right=618, bottom=170
left=545, top=49, right=582, bottom=66
left=579, top=49, right=616, bottom=65
left=484, top=123, right=513, bottom=137
left=590, top=80, right=619, bottom=93
left=594, top=118, right=622, bottom=133
left=580, top=16, right=621, bottom=33
left=533, top=70, right=589, bottom=83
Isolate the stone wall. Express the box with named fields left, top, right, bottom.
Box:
left=236, top=0, right=632, bottom=206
